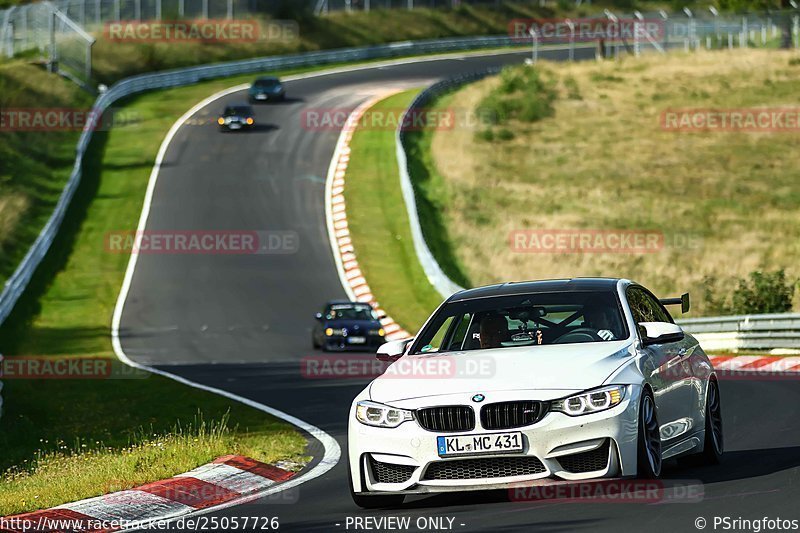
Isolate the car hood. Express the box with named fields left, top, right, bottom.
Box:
left=368, top=340, right=634, bottom=403
left=324, top=319, right=381, bottom=330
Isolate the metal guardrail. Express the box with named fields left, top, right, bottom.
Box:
left=395, top=70, right=497, bottom=299
left=677, top=314, right=800, bottom=351
left=0, top=35, right=533, bottom=329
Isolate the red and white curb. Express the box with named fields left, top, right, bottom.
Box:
left=0, top=456, right=295, bottom=532
left=707, top=354, right=800, bottom=373
left=324, top=92, right=411, bottom=342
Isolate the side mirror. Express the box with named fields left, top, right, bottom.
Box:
left=377, top=314, right=387, bottom=320
left=376, top=338, right=414, bottom=362
left=315, top=312, right=323, bottom=320
left=639, top=322, right=685, bottom=346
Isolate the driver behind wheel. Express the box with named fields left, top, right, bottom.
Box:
left=583, top=300, right=620, bottom=341
left=479, top=314, right=509, bottom=349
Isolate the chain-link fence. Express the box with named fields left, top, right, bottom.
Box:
left=0, top=2, right=95, bottom=86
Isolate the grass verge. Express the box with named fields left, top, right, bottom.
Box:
left=0, top=62, right=91, bottom=292
left=418, top=48, right=800, bottom=315
left=343, top=91, right=445, bottom=333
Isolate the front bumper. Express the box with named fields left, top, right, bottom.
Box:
left=324, top=335, right=385, bottom=351
left=348, top=386, right=642, bottom=495
left=250, top=91, right=284, bottom=101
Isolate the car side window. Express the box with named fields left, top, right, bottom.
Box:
left=627, top=286, right=673, bottom=325
left=628, top=287, right=655, bottom=324
left=444, top=314, right=471, bottom=351
left=420, top=316, right=456, bottom=353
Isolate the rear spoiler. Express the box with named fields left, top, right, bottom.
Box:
left=660, top=293, right=690, bottom=314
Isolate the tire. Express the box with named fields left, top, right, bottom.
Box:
left=637, top=388, right=662, bottom=478
left=349, top=469, right=404, bottom=509
left=701, top=378, right=723, bottom=464
left=312, top=336, right=320, bottom=350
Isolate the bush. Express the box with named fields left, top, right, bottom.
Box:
left=704, top=270, right=797, bottom=315
left=497, top=128, right=515, bottom=141
left=564, top=76, right=582, bottom=100
left=476, top=66, right=556, bottom=126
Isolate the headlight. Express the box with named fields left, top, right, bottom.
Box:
left=369, top=328, right=385, bottom=336
left=355, top=401, right=413, bottom=428
left=325, top=328, right=343, bottom=336
left=551, top=386, right=626, bottom=416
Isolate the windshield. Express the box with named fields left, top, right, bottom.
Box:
left=255, top=79, right=280, bottom=88
left=326, top=304, right=377, bottom=321
left=411, top=290, right=629, bottom=354
left=223, top=106, right=252, bottom=116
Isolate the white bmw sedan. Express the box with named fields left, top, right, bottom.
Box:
left=348, top=278, right=723, bottom=508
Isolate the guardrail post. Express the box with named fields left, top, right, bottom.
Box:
left=794, top=16, right=799, bottom=48
left=48, top=8, right=56, bottom=72
left=86, top=38, right=92, bottom=84
left=6, top=21, right=14, bottom=58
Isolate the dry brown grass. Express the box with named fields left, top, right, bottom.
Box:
left=430, top=49, right=800, bottom=314
left=0, top=193, right=29, bottom=248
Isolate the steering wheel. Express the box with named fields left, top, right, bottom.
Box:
left=552, top=328, right=604, bottom=344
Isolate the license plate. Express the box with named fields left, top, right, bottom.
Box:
left=255, top=94, right=267, bottom=99
left=347, top=336, right=366, bottom=344
left=229, top=123, right=241, bottom=129
left=437, top=432, right=523, bottom=457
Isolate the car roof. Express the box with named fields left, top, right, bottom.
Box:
left=255, top=76, right=280, bottom=82
left=447, top=278, right=622, bottom=302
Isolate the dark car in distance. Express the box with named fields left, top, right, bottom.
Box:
left=312, top=301, right=387, bottom=352
left=249, top=77, right=286, bottom=103
left=217, top=104, right=255, bottom=131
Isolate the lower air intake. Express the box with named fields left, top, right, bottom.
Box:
left=422, top=456, right=546, bottom=480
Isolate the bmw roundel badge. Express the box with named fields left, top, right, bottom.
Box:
left=472, top=394, right=485, bottom=403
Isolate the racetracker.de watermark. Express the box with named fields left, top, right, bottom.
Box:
left=508, top=17, right=665, bottom=43
left=301, top=354, right=496, bottom=380
left=509, top=230, right=702, bottom=254
left=103, top=19, right=298, bottom=43
left=509, top=479, right=704, bottom=504
left=104, top=230, right=299, bottom=255
left=101, top=481, right=299, bottom=506
left=0, top=108, right=140, bottom=132
left=1, top=356, right=149, bottom=379
left=302, top=107, right=456, bottom=132
left=661, top=108, right=800, bottom=133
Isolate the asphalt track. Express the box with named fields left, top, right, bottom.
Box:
left=117, top=48, right=800, bottom=532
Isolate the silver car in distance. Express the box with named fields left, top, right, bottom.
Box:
left=347, top=278, right=722, bottom=508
